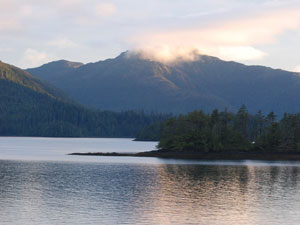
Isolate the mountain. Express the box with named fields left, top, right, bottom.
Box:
left=0, top=60, right=69, bottom=101
left=27, top=60, right=83, bottom=83
left=0, top=60, right=167, bottom=137
left=27, top=52, right=300, bottom=115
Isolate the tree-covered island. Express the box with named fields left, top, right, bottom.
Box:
left=72, top=105, right=300, bottom=160
left=157, top=105, right=298, bottom=153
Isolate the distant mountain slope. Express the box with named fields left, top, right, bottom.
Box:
left=27, top=52, right=300, bottom=115
left=27, top=60, right=83, bottom=84
left=0, top=61, right=69, bottom=101
left=0, top=61, right=167, bottom=137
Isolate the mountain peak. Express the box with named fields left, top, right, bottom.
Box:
left=116, top=50, right=152, bottom=61
left=26, top=60, right=84, bottom=81
left=120, top=49, right=224, bottom=65
left=43, top=59, right=83, bottom=69
left=27, top=60, right=83, bottom=71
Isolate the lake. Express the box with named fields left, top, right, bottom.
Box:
left=1, top=137, right=300, bottom=224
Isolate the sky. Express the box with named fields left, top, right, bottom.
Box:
left=0, top=0, right=300, bottom=71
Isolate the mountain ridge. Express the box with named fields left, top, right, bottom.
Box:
left=27, top=51, right=300, bottom=115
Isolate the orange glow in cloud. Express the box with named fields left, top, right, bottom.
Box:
left=294, top=66, right=300, bottom=73
left=132, top=8, right=300, bottom=62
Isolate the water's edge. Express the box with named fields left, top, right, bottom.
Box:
left=69, top=151, right=300, bottom=161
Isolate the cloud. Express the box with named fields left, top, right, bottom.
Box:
left=47, top=38, right=77, bottom=48
left=20, top=5, right=33, bottom=17
left=0, top=47, right=13, bottom=53
left=294, top=66, right=300, bottom=72
left=0, top=0, right=299, bottom=70
left=131, top=8, right=300, bottom=62
left=59, top=0, right=85, bottom=7
left=181, top=8, right=228, bottom=18
left=218, top=46, right=267, bottom=61
left=0, top=19, right=22, bottom=33
left=95, top=3, right=117, bottom=17
left=55, top=0, right=86, bottom=12
left=132, top=46, right=202, bottom=63
left=0, top=0, right=18, bottom=11
left=20, top=48, right=54, bottom=68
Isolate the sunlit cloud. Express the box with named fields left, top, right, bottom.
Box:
left=0, top=0, right=299, bottom=70
left=131, top=8, right=300, bottom=62
left=218, top=46, right=267, bottom=61
left=294, top=66, right=300, bottom=73
left=131, top=46, right=202, bottom=63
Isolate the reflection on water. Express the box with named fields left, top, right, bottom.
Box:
left=1, top=160, right=300, bottom=225
left=153, top=165, right=300, bottom=225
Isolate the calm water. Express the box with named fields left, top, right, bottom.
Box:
left=1, top=138, right=300, bottom=224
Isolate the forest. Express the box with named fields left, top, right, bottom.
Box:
left=0, top=79, right=167, bottom=137
left=143, top=105, right=300, bottom=153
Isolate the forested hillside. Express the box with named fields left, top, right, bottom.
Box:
left=0, top=61, right=167, bottom=137
left=0, top=60, right=68, bottom=101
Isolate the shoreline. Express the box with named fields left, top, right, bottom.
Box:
left=68, top=151, right=300, bottom=161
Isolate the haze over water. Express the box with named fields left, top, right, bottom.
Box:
left=1, top=137, right=300, bottom=224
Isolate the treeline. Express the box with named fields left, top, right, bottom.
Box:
left=0, top=79, right=168, bottom=137
left=148, top=105, right=300, bottom=153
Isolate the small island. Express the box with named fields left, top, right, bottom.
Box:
left=70, top=106, right=300, bottom=161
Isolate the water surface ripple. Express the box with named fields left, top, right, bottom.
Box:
left=0, top=138, right=300, bottom=224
